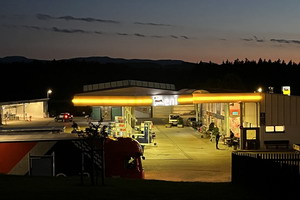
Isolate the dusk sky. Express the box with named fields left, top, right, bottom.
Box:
left=1, top=0, right=300, bottom=64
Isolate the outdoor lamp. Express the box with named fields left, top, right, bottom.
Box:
left=47, top=89, right=52, bottom=98
left=257, top=87, right=262, bottom=93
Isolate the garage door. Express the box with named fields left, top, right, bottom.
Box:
left=152, top=106, right=173, bottom=118
left=173, top=105, right=195, bottom=115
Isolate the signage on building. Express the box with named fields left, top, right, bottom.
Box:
left=229, top=109, right=240, bottom=116
left=206, top=111, right=225, bottom=120
left=282, top=86, right=291, bottom=96
left=152, top=95, right=178, bottom=106
left=113, top=116, right=126, bottom=137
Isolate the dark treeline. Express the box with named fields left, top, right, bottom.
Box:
left=1, top=58, right=299, bottom=104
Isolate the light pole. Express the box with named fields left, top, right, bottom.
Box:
left=46, top=89, right=52, bottom=118
left=47, top=89, right=52, bottom=98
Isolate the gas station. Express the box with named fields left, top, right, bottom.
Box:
left=1, top=80, right=300, bottom=182
left=72, top=80, right=300, bottom=150
left=73, top=80, right=297, bottom=150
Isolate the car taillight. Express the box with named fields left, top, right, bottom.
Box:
left=64, top=114, right=68, bottom=119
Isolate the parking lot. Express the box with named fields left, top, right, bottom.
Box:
left=1, top=117, right=232, bottom=182
left=143, top=125, right=232, bottom=182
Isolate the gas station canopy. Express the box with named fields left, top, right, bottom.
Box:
left=72, top=80, right=262, bottom=106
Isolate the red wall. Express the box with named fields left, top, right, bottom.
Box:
left=0, top=142, right=36, bottom=174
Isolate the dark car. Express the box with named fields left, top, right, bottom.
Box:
left=186, top=117, right=196, bottom=127
left=54, top=113, right=73, bottom=122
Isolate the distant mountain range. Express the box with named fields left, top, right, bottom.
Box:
left=0, top=56, right=189, bottom=66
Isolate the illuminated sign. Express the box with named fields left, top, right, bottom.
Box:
left=282, top=86, right=290, bottom=96
left=232, top=111, right=239, bottom=116
left=152, top=95, right=178, bottom=106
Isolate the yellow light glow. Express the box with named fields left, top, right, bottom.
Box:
left=193, top=93, right=262, bottom=103
left=72, top=93, right=262, bottom=106
left=178, top=95, right=194, bottom=104
left=72, top=96, right=153, bottom=106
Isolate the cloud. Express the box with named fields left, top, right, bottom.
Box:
left=25, top=25, right=89, bottom=34
left=21, top=24, right=191, bottom=40
left=134, top=33, right=146, bottom=37
left=270, top=38, right=300, bottom=45
left=36, top=13, right=120, bottom=24
left=52, top=27, right=88, bottom=34
left=291, top=40, right=300, bottom=44
left=253, top=36, right=264, bottom=42
left=58, top=16, right=120, bottom=24
left=241, top=36, right=264, bottom=43
left=151, top=35, right=163, bottom=38
left=23, top=25, right=45, bottom=31
left=94, top=31, right=103, bottom=35
left=36, top=14, right=54, bottom=20
left=241, top=38, right=253, bottom=41
left=134, top=22, right=172, bottom=27
left=117, top=33, right=129, bottom=36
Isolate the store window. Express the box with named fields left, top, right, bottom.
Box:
left=246, top=129, right=256, bottom=140
left=265, top=125, right=285, bottom=133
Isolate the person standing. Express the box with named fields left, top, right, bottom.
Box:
left=71, top=121, right=79, bottom=133
left=214, top=127, right=220, bottom=149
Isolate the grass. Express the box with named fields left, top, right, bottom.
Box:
left=0, top=174, right=297, bottom=200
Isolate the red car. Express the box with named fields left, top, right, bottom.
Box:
left=54, top=113, right=73, bottom=122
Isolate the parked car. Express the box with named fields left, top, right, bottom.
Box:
left=168, top=114, right=181, bottom=126
left=54, top=113, right=73, bottom=122
left=186, top=117, right=196, bottom=127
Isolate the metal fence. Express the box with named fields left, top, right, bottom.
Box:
left=232, top=151, right=300, bottom=185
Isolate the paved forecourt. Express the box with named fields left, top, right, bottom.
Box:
left=143, top=125, right=233, bottom=182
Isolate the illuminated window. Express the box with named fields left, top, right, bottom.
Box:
left=246, top=130, right=256, bottom=140
left=275, top=126, right=285, bottom=132
left=265, top=125, right=285, bottom=133
left=265, top=126, right=275, bottom=132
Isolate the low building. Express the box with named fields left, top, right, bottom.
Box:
left=72, top=80, right=300, bottom=150
left=0, top=98, right=49, bottom=124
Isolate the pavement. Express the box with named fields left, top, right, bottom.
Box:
left=1, top=117, right=233, bottom=182
left=143, top=124, right=233, bottom=182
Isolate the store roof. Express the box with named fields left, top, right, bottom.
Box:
left=0, top=98, right=49, bottom=106
left=83, top=80, right=176, bottom=92
left=76, top=80, right=203, bottom=96
left=76, top=86, right=189, bottom=96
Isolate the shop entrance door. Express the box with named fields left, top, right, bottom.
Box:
left=241, top=128, right=260, bottom=150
